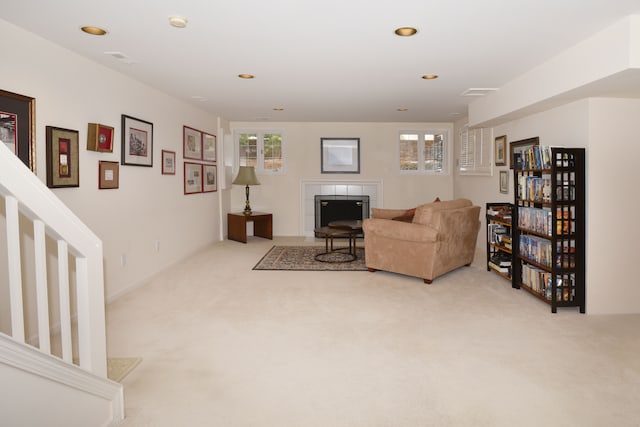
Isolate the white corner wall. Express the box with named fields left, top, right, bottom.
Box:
left=586, top=98, right=640, bottom=314
left=0, top=19, right=221, bottom=300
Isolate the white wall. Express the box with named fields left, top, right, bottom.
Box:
left=455, top=98, right=640, bottom=314
left=228, top=122, right=455, bottom=235
left=586, top=98, right=640, bottom=314
left=0, top=20, right=221, bottom=301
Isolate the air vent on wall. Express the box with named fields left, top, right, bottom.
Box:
left=460, top=88, right=498, bottom=97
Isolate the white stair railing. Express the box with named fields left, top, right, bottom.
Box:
left=0, top=142, right=107, bottom=377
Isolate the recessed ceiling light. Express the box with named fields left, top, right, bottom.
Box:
left=394, top=27, right=418, bottom=36
left=422, top=74, right=439, bottom=80
left=238, top=74, right=255, bottom=79
left=81, top=26, right=107, bottom=36
left=168, top=16, right=188, bottom=28
left=273, top=107, right=284, bottom=111
left=397, top=108, right=409, bottom=112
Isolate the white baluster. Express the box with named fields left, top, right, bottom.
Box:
left=57, top=240, right=73, bottom=363
left=34, top=220, right=51, bottom=353
left=5, top=196, right=25, bottom=342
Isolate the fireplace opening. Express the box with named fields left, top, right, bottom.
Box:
left=314, top=195, right=369, bottom=237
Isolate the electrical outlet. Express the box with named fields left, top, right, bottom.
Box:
left=155, top=240, right=160, bottom=252
left=121, top=254, right=126, bottom=267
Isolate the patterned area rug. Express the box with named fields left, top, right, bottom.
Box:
left=253, top=245, right=367, bottom=271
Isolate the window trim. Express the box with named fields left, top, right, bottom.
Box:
left=233, top=129, right=285, bottom=175
left=397, top=129, right=450, bottom=175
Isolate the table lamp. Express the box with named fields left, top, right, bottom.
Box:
left=232, top=166, right=260, bottom=215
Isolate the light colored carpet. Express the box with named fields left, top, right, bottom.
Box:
left=253, top=245, right=366, bottom=270
left=107, top=357, right=142, bottom=382
left=107, top=236, right=640, bottom=427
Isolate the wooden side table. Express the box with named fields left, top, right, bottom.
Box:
left=228, top=212, right=273, bottom=243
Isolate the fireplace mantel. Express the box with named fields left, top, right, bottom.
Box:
left=300, top=179, right=382, bottom=236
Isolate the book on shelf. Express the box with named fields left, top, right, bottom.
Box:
left=489, top=262, right=510, bottom=274
left=487, top=205, right=512, bottom=221
left=490, top=252, right=512, bottom=267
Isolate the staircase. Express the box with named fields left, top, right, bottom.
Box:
left=0, top=143, right=123, bottom=426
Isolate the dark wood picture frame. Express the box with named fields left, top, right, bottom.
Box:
left=121, top=114, right=153, bottom=167
left=184, top=161, right=203, bottom=194
left=87, top=123, right=115, bottom=152
left=202, top=132, right=217, bottom=163
left=45, top=126, right=79, bottom=188
left=1, top=89, right=36, bottom=171
left=98, top=161, right=119, bottom=189
left=203, top=164, right=217, bottom=193
left=321, top=137, right=360, bottom=174
left=162, top=149, right=176, bottom=175
left=495, top=135, right=507, bottom=166
left=183, top=126, right=202, bottom=160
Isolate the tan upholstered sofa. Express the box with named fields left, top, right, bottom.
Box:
left=363, top=198, right=481, bottom=283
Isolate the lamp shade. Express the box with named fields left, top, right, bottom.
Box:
left=232, top=166, right=260, bottom=186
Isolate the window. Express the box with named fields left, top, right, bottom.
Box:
left=458, top=125, right=492, bottom=176
left=235, top=130, right=284, bottom=174
left=398, top=130, right=447, bottom=174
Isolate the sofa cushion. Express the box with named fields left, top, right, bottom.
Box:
left=412, top=198, right=472, bottom=226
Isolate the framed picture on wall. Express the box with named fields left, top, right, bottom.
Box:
left=1, top=89, right=36, bottom=171
left=183, top=126, right=202, bottom=160
left=162, top=150, right=176, bottom=175
left=321, top=137, right=360, bottom=174
left=87, top=123, right=115, bottom=152
left=184, top=161, right=202, bottom=194
left=121, top=114, right=153, bottom=167
left=203, top=164, right=217, bottom=192
left=98, top=161, right=119, bottom=189
left=45, top=126, right=80, bottom=188
left=202, top=132, right=216, bottom=162
left=495, top=135, right=507, bottom=166
left=499, top=170, right=509, bottom=194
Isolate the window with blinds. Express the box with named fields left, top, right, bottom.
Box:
left=459, top=125, right=493, bottom=176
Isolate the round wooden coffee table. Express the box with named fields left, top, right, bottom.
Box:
left=313, top=226, right=356, bottom=263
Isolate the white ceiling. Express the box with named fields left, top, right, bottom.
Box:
left=3, top=0, right=640, bottom=123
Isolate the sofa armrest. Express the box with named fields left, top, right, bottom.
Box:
left=363, top=218, right=439, bottom=243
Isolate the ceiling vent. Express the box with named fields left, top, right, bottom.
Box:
left=460, top=88, right=498, bottom=97
left=104, top=51, right=136, bottom=64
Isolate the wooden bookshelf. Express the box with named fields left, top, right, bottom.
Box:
left=512, top=146, right=585, bottom=313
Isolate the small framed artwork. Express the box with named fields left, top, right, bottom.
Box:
left=121, top=114, right=153, bottom=167
left=98, top=161, right=119, bottom=189
left=183, top=126, right=202, bottom=160
left=184, top=162, right=202, bottom=194
left=1, top=89, right=36, bottom=171
left=203, top=164, right=217, bottom=192
left=321, top=137, right=360, bottom=174
left=495, top=135, right=507, bottom=166
left=203, top=132, right=216, bottom=162
left=45, top=126, right=79, bottom=188
left=499, top=170, right=509, bottom=194
left=162, top=150, right=176, bottom=175
left=87, top=123, right=115, bottom=152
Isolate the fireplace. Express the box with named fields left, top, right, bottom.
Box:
left=314, top=195, right=369, bottom=236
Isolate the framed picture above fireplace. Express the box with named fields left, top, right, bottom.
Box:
left=321, top=137, right=360, bottom=174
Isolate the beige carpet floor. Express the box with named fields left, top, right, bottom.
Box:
left=106, top=236, right=640, bottom=427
